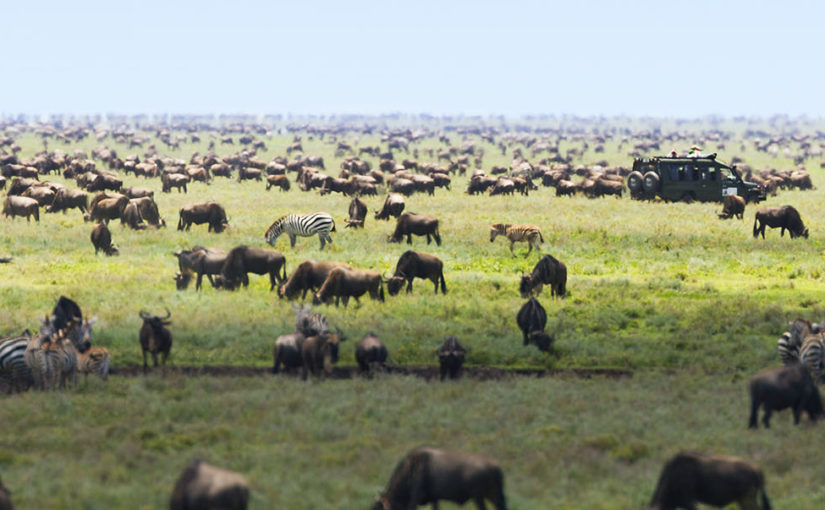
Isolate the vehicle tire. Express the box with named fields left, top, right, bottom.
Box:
left=680, top=192, right=695, bottom=203
left=627, top=171, right=643, bottom=193
left=642, top=172, right=660, bottom=194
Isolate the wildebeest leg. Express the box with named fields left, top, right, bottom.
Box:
left=272, top=348, right=281, bottom=374
left=342, top=296, right=350, bottom=307
left=243, top=274, right=250, bottom=287
left=269, top=271, right=276, bottom=291
left=474, top=496, right=487, bottom=509
left=289, top=233, right=297, bottom=248
left=748, top=397, right=760, bottom=429
left=434, top=232, right=441, bottom=246
left=793, top=403, right=802, bottom=425
left=407, top=278, right=414, bottom=294
left=427, top=234, right=432, bottom=245
left=152, top=352, right=159, bottom=367
left=196, top=273, right=204, bottom=291
left=142, top=350, right=148, bottom=374
left=762, top=407, right=772, bottom=428
left=407, top=234, right=412, bottom=244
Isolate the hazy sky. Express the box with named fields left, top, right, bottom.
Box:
left=3, top=0, right=822, bottom=117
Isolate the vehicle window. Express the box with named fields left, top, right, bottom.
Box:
left=702, top=167, right=717, bottom=181
left=677, top=165, right=686, bottom=181
left=720, top=167, right=732, bottom=179
left=668, top=165, right=679, bottom=181
left=687, top=165, right=699, bottom=181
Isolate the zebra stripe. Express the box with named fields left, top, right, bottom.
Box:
left=777, top=332, right=800, bottom=365
left=490, top=223, right=543, bottom=256
left=801, top=335, right=825, bottom=383
left=265, top=213, right=336, bottom=249
left=0, top=335, right=33, bottom=392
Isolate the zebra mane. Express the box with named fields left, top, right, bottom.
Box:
left=491, top=223, right=510, bottom=231
left=265, top=215, right=288, bottom=236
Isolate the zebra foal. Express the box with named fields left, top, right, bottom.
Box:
left=489, top=223, right=544, bottom=257
left=265, top=212, right=336, bottom=250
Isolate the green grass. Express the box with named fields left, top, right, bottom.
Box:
left=3, top=118, right=825, bottom=507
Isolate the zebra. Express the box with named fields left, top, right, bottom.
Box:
left=0, top=332, right=33, bottom=393
left=293, top=304, right=329, bottom=338
left=489, top=223, right=544, bottom=257
left=264, top=212, right=336, bottom=250
left=777, top=318, right=825, bottom=383
left=801, top=335, right=825, bottom=383
left=77, top=345, right=111, bottom=381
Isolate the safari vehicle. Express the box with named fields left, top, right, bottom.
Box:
left=627, top=153, right=765, bottom=203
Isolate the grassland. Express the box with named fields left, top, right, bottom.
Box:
left=2, top=118, right=825, bottom=508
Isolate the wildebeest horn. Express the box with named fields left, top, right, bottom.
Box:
left=139, top=310, right=150, bottom=320
left=161, top=307, right=171, bottom=320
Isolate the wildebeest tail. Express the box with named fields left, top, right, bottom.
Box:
left=440, top=272, right=447, bottom=294
left=379, top=280, right=385, bottom=302
left=281, top=261, right=287, bottom=282
left=752, top=215, right=759, bottom=238
left=177, top=212, right=184, bottom=230
left=761, top=488, right=772, bottom=510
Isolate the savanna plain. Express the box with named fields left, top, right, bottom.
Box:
left=2, top=116, right=825, bottom=508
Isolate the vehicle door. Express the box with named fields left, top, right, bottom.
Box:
left=697, top=164, right=722, bottom=201
left=719, top=166, right=742, bottom=198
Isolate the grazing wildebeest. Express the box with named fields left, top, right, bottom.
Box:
left=389, top=212, right=442, bottom=246
left=131, top=196, right=165, bottom=227
left=120, top=201, right=146, bottom=230
left=301, top=332, right=344, bottom=380
left=90, top=223, right=118, bottom=256
left=753, top=205, right=808, bottom=239
left=748, top=363, right=823, bottom=428
left=647, top=452, right=771, bottom=510
left=266, top=174, right=290, bottom=191
left=355, top=333, right=388, bottom=374
left=46, top=188, right=88, bottom=214
left=122, top=186, right=154, bottom=199
left=438, top=336, right=466, bottom=381
left=3, top=196, right=40, bottom=222
left=0, top=474, right=13, bottom=510
left=169, top=460, right=249, bottom=510
left=279, top=260, right=353, bottom=300
left=372, top=447, right=507, bottom=510
left=21, top=185, right=55, bottom=206
left=178, top=201, right=228, bottom=233
left=84, top=196, right=128, bottom=224
left=161, top=172, right=189, bottom=193
left=386, top=250, right=447, bottom=296
left=138, top=309, right=172, bottom=374
left=516, top=297, right=554, bottom=351
left=519, top=254, right=567, bottom=299
left=272, top=332, right=305, bottom=374
left=220, top=245, right=286, bottom=291
left=345, top=196, right=367, bottom=228
left=718, top=194, right=746, bottom=220
left=176, top=247, right=228, bottom=291
left=312, top=267, right=385, bottom=307
left=374, top=193, right=406, bottom=220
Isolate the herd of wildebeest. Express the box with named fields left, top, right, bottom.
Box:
left=3, top=115, right=825, bottom=508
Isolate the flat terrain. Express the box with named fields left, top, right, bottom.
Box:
left=2, top=117, right=825, bottom=508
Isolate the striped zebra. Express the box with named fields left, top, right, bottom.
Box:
left=294, top=304, right=329, bottom=337
left=265, top=212, right=336, bottom=250
left=801, top=335, right=825, bottom=383
left=78, top=346, right=111, bottom=381
left=25, top=316, right=87, bottom=390
left=489, top=223, right=544, bottom=257
left=777, top=318, right=825, bottom=383
left=0, top=332, right=33, bottom=393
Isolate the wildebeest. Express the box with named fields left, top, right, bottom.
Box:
left=0, top=473, right=13, bottom=510
left=174, top=247, right=229, bottom=291
left=718, top=194, right=746, bottom=220
left=178, top=201, right=228, bottom=233
left=374, top=193, right=405, bottom=220
left=266, top=174, right=290, bottom=191
left=516, top=297, right=554, bottom=351
left=90, top=223, right=118, bottom=256
left=83, top=196, right=128, bottom=224
left=3, top=196, right=40, bottom=222
left=386, top=250, right=447, bottom=296
left=21, top=185, right=55, bottom=206
left=312, top=267, right=385, bottom=307
left=122, top=186, right=154, bottom=199
left=46, top=188, right=88, bottom=214
left=272, top=332, right=305, bottom=374
left=161, top=172, right=189, bottom=193
left=438, top=336, right=466, bottom=381
left=748, top=363, right=823, bottom=428
left=753, top=205, right=808, bottom=239
left=389, top=212, right=442, bottom=246
left=345, top=196, right=367, bottom=228
left=138, top=309, right=172, bottom=374
left=169, top=460, right=249, bottom=510
left=647, top=452, right=771, bottom=510
left=120, top=201, right=146, bottom=230
left=355, top=333, right=388, bottom=374
left=372, top=447, right=507, bottom=510
left=220, top=245, right=286, bottom=291
left=279, top=260, right=353, bottom=300
left=301, top=332, right=344, bottom=380
left=519, top=254, right=567, bottom=299
left=131, top=196, right=165, bottom=228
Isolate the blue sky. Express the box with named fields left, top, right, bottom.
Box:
left=2, top=0, right=822, bottom=116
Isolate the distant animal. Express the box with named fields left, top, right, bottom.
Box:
left=389, top=212, right=442, bottom=246
left=386, top=250, right=447, bottom=296
left=83, top=196, right=128, bottom=224
left=178, top=201, right=228, bottom=233
left=266, top=174, right=291, bottom=191
left=265, top=212, right=336, bottom=249
left=516, top=297, right=554, bottom=351
left=90, top=223, right=118, bottom=256
left=647, top=452, right=771, bottom=510
left=438, top=336, right=466, bottom=381
left=220, top=245, right=287, bottom=291
left=519, top=254, right=567, bottom=299
left=718, top=194, right=746, bottom=220
left=272, top=332, right=305, bottom=374
left=749, top=363, right=823, bottom=428
left=345, top=196, right=367, bottom=228
left=77, top=344, right=111, bottom=381
left=372, top=447, right=507, bottom=510
left=374, top=193, right=405, bottom=220
left=120, top=201, right=146, bottom=230
left=278, top=260, right=353, bottom=300
left=301, top=331, right=345, bottom=380
left=3, top=196, right=40, bottom=222
left=46, top=188, right=88, bottom=214
left=489, top=223, right=543, bottom=257
left=355, top=333, right=388, bottom=374
left=138, top=309, right=172, bottom=374
left=174, top=247, right=229, bottom=291
left=161, top=172, right=189, bottom=193
left=753, top=205, right=808, bottom=239
left=169, top=460, right=249, bottom=510
left=0, top=473, right=13, bottom=510
left=312, top=267, right=385, bottom=307
left=131, top=196, right=165, bottom=228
